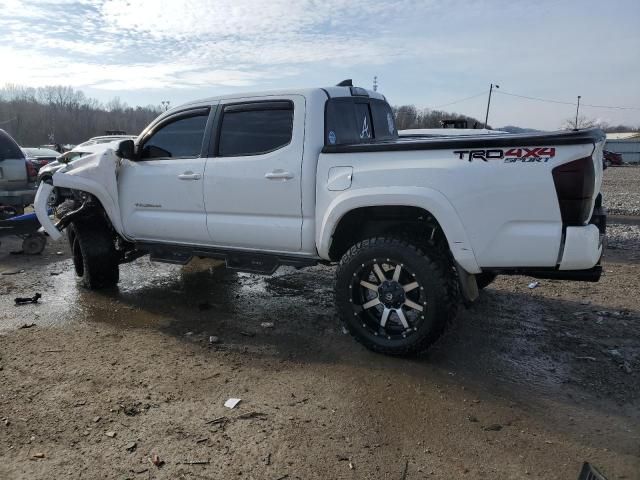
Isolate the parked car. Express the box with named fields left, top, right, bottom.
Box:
left=603, top=150, right=624, bottom=167
left=35, top=82, right=607, bottom=356
left=22, top=147, right=60, bottom=172
left=75, top=135, right=136, bottom=149
left=0, top=129, right=36, bottom=215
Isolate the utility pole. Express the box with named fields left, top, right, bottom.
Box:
left=373, top=76, right=378, bottom=92
left=574, top=95, right=581, bottom=129
left=161, top=100, right=171, bottom=111
left=484, top=83, right=499, bottom=129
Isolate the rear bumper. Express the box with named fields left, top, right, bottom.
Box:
left=0, top=188, right=36, bottom=206
left=558, top=204, right=606, bottom=270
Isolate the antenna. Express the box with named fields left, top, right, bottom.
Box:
left=373, top=76, right=378, bottom=92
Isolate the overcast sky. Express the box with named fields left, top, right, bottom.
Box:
left=1, top=0, right=639, bottom=130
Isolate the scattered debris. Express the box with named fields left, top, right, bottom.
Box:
left=42, top=349, right=64, bottom=353
left=208, top=335, right=220, bottom=344
left=576, top=356, right=597, bottom=362
left=93, top=416, right=101, bottom=423
left=196, top=437, right=209, bottom=444
left=401, top=459, right=409, bottom=480
left=19, top=323, right=36, bottom=329
left=239, top=331, right=255, bottom=337
left=528, top=281, right=539, bottom=289
left=224, top=398, right=242, bottom=409
left=15, top=293, right=42, bottom=305
left=236, top=411, right=267, bottom=420
left=1, top=270, right=24, bottom=275
left=73, top=400, right=86, bottom=407
left=341, top=326, right=349, bottom=335
left=266, top=453, right=271, bottom=465
left=205, top=416, right=227, bottom=426
left=56, top=251, right=63, bottom=255
left=130, top=468, right=148, bottom=475
left=32, top=452, right=45, bottom=459
left=184, top=331, right=194, bottom=337
left=483, top=424, right=502, bottom=431
left=260, top=322, right=274, bottom=328
left=467, top=415, right=479, bottom=423
left=105, top=431, right=116, bottom=438
left=180, top=459, right=210, bottom=465
left=151, top=454, right=164, bottom=468
left=49, top=272, right=61, bottom=276
left=125, top=442, right=137, bottom=452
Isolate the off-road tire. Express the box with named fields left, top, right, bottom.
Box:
left=476, top=272, right=497, bottom=290
left=335, top=236, right=457, bottom=356
left=68, top=219, right=119, bottom=289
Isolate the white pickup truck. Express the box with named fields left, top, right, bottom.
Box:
left=35, top=81, right=607, bottom=355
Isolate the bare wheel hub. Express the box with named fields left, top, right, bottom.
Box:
left=378, top=280, right=405, bottom=308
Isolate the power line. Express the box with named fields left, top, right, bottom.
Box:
left=428, top=91, right=487, bottom=109
left=496, top=90, right=640, bottom=110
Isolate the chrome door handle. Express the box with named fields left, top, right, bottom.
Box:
left=178, top=172, right=201, bottom=180
left=265, top=170, right=294, bottom=180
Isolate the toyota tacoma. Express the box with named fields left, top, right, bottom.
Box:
left=34, top=81, right=607, bottom=355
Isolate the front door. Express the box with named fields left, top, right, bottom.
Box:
left=204, top=96, right=304, bottom=252
left=118, top=107, right=213, bottom=244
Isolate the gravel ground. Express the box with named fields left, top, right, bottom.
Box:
left=607, top=223, right=640, bottom=262
left=602, top=166, right=640, bottom=216
left=1, top=231, right=640, bottom=479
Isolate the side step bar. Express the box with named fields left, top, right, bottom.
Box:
left=137, top=242, right=318, bottom=275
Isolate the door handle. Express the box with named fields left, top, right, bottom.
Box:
left=178, top=172, right=201, bottom=180
left=265, top=170, right=294, bottom=180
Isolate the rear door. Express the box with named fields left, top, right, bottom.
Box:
left=0, top=130, right=27, bottom=190
left=204, top=96, right=304, bottom=251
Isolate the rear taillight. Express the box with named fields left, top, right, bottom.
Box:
left=552, top=156, right=595, bottom=226
left=25, top=160, right=38, bottom=182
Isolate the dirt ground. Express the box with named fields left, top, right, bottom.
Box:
left=1, top=174, right=639, bottom=479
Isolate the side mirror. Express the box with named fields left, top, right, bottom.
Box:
left=116, top=139, right=136, bottom=160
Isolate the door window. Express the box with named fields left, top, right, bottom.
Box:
left=140, top=112, right=209, bottom=160
left=218, top=102, right=294, bottom=157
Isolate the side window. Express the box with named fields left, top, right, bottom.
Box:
left=218, top=102, right=294, bottom=157
left=370, top=99, right=398, bottom=141
left=140, top=112, right=208, bottom=160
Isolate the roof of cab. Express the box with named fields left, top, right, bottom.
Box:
left=169, top=85, right=385, bottom=112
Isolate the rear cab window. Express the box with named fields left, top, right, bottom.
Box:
left=325, top=97, right=397, bottom=146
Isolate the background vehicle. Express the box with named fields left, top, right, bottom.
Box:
left=74, top=135, right=136, bottom=149
left=22, top=147, right=60, bottom=172
left=38, top=141, right=123, bottom=184
left=35, top=83, right=607, bottom=356
left=603, top=149, right=624, bottom=167
left=0, top=129, right=36, bottom=215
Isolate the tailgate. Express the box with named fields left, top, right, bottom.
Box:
left=0, top=158, right=28, bottom=190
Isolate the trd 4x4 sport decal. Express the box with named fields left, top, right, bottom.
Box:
left=454, top=147, right=556, bottom=163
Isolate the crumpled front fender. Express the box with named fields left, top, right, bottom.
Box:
left=33, top=149, right=125, bottom=239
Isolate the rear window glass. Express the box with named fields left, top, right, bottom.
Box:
left=0, top=130, right=24, bottom=161
left=325, top=98, right=397, bottom=146
left=218, top=103, right=294, bottom=157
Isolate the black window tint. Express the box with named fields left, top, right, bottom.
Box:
left=218, top=106, right=293, bottom=157
left=370, top=100, right=398, bottom=141
left=141, top=113, right=208, bottom=159
left=0, top=130, right=24, bottom=161
left=325, top=100, right=359, bottom=146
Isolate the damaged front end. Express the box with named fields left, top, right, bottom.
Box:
left=34, top=149, right=126, bottom=241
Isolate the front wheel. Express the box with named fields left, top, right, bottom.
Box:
left=335, top=237, right=457, bottom=356
left=68, top=219, right=119, bottom=289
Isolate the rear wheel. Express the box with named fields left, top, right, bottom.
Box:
left=335, top=237, right=457, bottom=356
left=68, top=219, right=119, bottom=289
left=22, top=234, right=47, bottom=255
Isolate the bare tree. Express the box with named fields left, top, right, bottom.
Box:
left=562, top=115, right=595, bottom=130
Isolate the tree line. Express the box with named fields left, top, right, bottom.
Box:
left=392, top=105, right=486, bottom=130
left=0, top=84, right=162, bottom=147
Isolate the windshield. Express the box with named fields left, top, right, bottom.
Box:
left=22, top=147, right=60, bottom=157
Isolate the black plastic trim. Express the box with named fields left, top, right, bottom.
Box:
left=224, top=101, right=293, bottom=113
left=322, top=128, right=606, bottom=154
left=482, top=265, right=602, bottom=282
